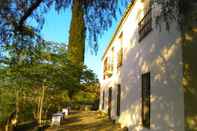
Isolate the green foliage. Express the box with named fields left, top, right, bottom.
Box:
left=0, top=87, right=16, bottom=123
left=0, top=41, right=99, bottom=123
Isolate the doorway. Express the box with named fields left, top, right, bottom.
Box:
left=108, top=87, right=112, bottom=119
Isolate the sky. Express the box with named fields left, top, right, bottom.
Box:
left=40, top=6, right=122, bottom=81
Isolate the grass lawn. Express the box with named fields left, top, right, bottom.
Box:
left=46, top=111, right=126, bottom=131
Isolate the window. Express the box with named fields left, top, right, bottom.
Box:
left=117, top=33, right=123, bottom=68
left=103, top=58, right=108, bottom=79
left=111, top=48, right=114, bottom=71
left=102, top=90, right=105, bottom=109
left=103, top=57, right=112, bottom=79
left=138, top=5, right=152, bottom=41
left=103, top=48, right=115, bottom=80
left=142, top=72, right=151, bottom=128
left=117, top=84, right=121, bottom=116
left=117, top=47, right=123, bottom=68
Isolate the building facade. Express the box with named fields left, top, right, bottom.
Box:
left=100, top=0, right=197, bottom=131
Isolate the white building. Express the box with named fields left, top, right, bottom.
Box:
left=100, top=0, right=197, bottom=131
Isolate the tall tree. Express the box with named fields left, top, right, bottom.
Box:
left=55, top=0, right=129, bottom=64
left=67, top=0, right=85, bottom=65
left=54, top=0, right=130, bottom=85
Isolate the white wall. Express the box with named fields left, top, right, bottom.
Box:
left=100, top=0, right=184, bottom=131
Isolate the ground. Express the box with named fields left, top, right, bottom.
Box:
left=46, top=111, right=125, bottom=131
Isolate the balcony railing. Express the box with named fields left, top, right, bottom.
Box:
left=138, top=8, right=152, bottom=41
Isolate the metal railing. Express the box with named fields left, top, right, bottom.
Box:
left=138, top=8, right=152, bottom=41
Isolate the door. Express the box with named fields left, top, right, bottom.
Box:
left=142, top=72, right=151, bottom=128
left=117, top=84, right=121, bottom=116
left=102, top=90, right=105, bottom=109
left=108, top=87, right=112, bottom=119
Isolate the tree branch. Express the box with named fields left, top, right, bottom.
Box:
left=18, top=0, right=43, bottom=27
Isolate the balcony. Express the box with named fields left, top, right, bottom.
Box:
left=138, top=8, right=152, bottom=41
left=103, top=64, right=113, bottom=79
left=104, top=70, right=112, bottom=78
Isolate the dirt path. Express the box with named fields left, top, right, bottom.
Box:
left=46, top=111, right=124, bottom=131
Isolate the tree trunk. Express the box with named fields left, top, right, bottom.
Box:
left=36, top=95, right=41, bottom=121
left=16, top=89, right=19, bottom=123
left=38, top=85, right=46, bottom=125
left=68, top=0, right=85, bottom=65
left=67, top=0, right=85, bottom=99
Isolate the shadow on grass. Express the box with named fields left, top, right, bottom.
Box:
left=58, top=120, right=120, bottom=131
left=15, top=121, right=37, bottom=131
left=53, top=111, right=123, bottom=131
left=61, top=116, right=81, bottom=125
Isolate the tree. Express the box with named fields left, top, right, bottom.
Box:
left=0, top=0, right=130, bottom=59
left=0, top=41, right=98, bottom=127
left=55, top=0, right=129, bottom=63
left=67, top=0, right=85, bottom=66
left=52, top=0, right=130, bottom=86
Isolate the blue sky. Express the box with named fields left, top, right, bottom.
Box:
left=40, top=7, right=121, bottom=81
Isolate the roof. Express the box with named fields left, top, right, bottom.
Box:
left=101, top=0, right=137, bottom=60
